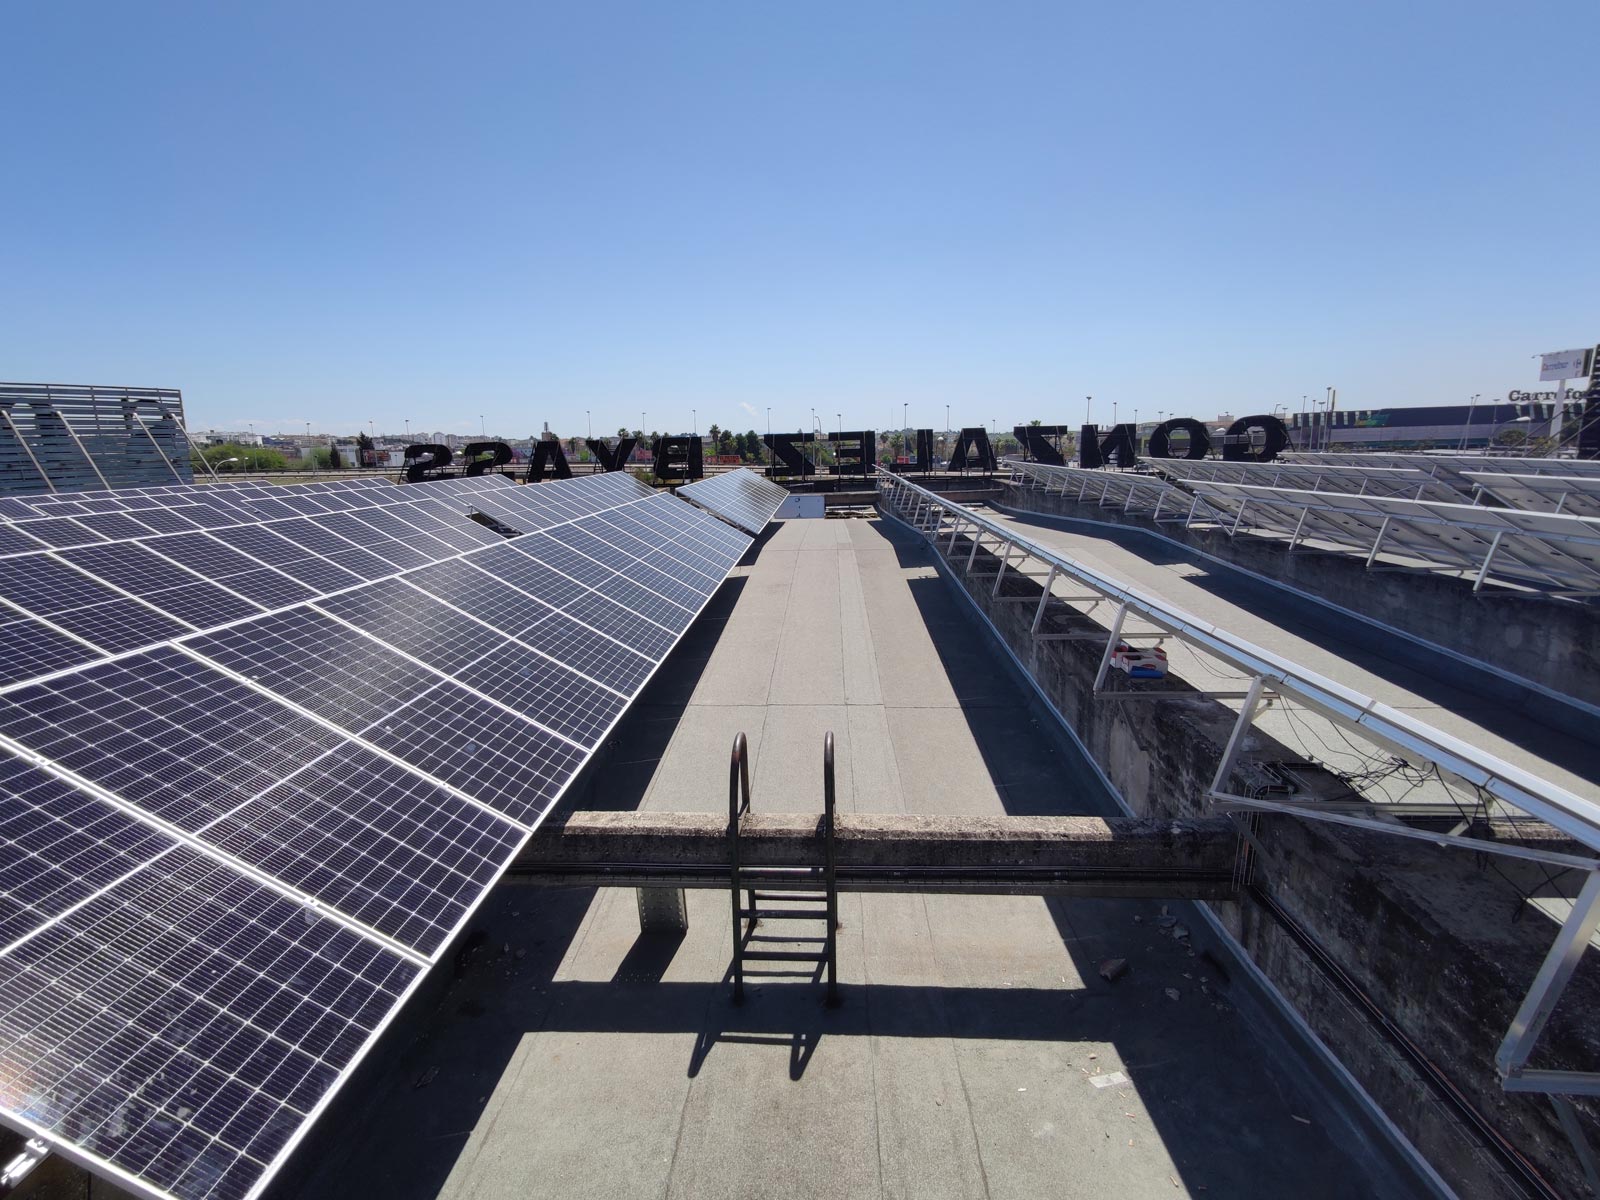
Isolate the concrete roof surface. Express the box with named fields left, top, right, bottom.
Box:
left=270, top=516, right=1423, bottom=1200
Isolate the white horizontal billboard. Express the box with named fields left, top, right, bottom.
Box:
left=1539, top=348, right=1592, bottom=381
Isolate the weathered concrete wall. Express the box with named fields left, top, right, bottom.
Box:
left=893, top=503, right=1600, bottom=1200
left=994, top=480, right=1600, bottom=715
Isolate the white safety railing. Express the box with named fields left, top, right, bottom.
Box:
left=876, top=466, right=1600, bottom=1117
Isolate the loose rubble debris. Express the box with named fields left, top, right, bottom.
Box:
left=1098, top=957, right=1129, bottom=983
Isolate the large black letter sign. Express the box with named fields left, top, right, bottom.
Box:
left=525, top=439, right=573, bottom=481
left=763, top=432, right=817, bottom=480
left=461, top=441, right=514, bottom=478
left=586, top=437, right=638, bottom=472
left=652, top=436, right=704, bottom=482
left=1078, top=424, right=1138, bottom=469
left=829, top=431, right=873, bottom=477
left=1220, top=415, right=1289, bottom=462
left=404, top=443, right=452, bottom=483
left=1013, top=425, right=1071, bottom=466
left=947, top=428, right=997, bottom=472
left=1146, top=418, right=1211, bottom=460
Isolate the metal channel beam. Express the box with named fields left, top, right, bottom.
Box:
left=507, top=810, right=1241, bottom=899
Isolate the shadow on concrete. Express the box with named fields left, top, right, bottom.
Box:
left=873, top=511, right=1424, bottom=1200
left=265, top=548, right=766, bottom=1200
left=735, top=521, right=782, bottom=568
left=270, top=517, right=1418, bottom=1200
left=989, top=504, right=1600, bottom=784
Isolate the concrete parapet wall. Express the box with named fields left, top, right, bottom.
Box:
left=894, top=503, right=1600, bottom=1200
left=994, top=480, right=1600, bottom=716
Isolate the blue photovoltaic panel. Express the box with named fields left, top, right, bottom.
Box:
left=210, top=743, right=522, bottom=952
left=0, top=554, right=192, bottom=654
left=56, top=543, right=264, bottom=628
left=675, top=468, right=789, bottom=536
left=0, top=845, right=421, bottom=1200
left=403, top=555, right=577, bottom=628
left=260, top=518, right=394, bottom=580
left=0, top=524, right=48, bottom=557
left=0, top=750, right=176, bottom=947
left=141, top=535, right=318, bottom=612
left=73, top=511, right=164, bottom=542
left=211, top=526, right=367, bottom=595
left=0, top=649, right=521, bottom=955
left=186, top=609, right=439, bottom=730
left=357, top=683, right=585, bottom=826
left=513, top=531, right=695, bottom=631
left=519, top=605, right=658, bottom=694
left=0, top=475, right=752, bottom=1200
left=0, top=614, right=100, bottom=687
left=9, top=517, right=108, bottom=550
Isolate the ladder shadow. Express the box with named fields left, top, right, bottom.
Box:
left=689, top=962, right=835, bottom=1081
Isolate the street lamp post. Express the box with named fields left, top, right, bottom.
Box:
left=586, top=410, right=591, bottom=440
left=1085, top=396, right=1092, bottom=426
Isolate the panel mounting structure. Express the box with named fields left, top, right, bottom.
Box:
left=0, top=471, right=752, bottom=1200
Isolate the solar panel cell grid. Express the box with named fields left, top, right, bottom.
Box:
left=0, top=845, right=421, bottom=1200
left=265, top=519, right=393, bottom=581
left=0, top=475, right=751, bottom=1200
left=454, top=641, right=627, bottom=742
left=515, top=607, right=656, bottom=694
left=143, top=536, right=318, bottom=612
left=0, top=753, right=175, bottom=947
left=0, top=616, right=100, bottom=687
left=399, top=559, right=560, bottom=637
left=358, top=684, right=585, bottom=826
left=211, top=743, right=522, bottom=953
left=68, top=511, right=161, bottom=542
left=56, top=544, right=263, bottom=628
left=0, top=525, right=45, bottom=558
left=675, top=469, right=789, bottom=535
left=12, top=518, right=108, bottom=549
left=187, top=609, right=439, bottom=731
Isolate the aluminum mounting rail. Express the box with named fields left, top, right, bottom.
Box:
left=879, top=466, right=1600, bottom=1127
left=877, top=467, right=1600, bottom=856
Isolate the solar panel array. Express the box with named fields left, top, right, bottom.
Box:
left=1178, top=481, right=1600, bottom=593
left=0, top=470, right=758, bottom=1200
left=0, top=384, right=192, bottom=495
left=1144, top=456, right=1466, bottom=502
left=675, top=468, right=790, bottom=534
left=1460, top=472, right=1600, bottom=518
left=1007, top=460, right=1200, bottom=520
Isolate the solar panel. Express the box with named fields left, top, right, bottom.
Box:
left=1461, top=472, right=1600, bottom=519
left=0, top=473, right=755, bottom=1200
left=0, top=840, right=421, bottom=1200
left=1183, top=480, right=1600, bottom=593
left=675, top=468, right=789, bottom=534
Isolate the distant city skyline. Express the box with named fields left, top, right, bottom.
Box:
left=5, top=3, right=1595, bottom=440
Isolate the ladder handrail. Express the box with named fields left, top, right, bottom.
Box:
left=728, top=729, right=840, bottom=1007
left=729, top=731, right=752, bottom=1002
left=822, top=732, right=839, bottom=1006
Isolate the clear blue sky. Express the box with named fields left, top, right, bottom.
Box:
left=4, top=1, right=1596, bottom=438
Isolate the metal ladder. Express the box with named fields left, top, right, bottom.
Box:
left=727, top=731, right=839, bottom=1006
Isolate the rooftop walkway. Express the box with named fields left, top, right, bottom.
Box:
left=273, top=516, right=1421, bottom=1200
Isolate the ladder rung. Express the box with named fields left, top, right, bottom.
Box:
left=750, top=891, right=825, bottom=903
left=742, top=950, right=826, bottom=962
left=740, top=907, right=826, bottom=920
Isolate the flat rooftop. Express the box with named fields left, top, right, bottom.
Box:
left=269, top=515, right=1425, bottom=1200
left=981, top=503, right=1598, bottom=801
